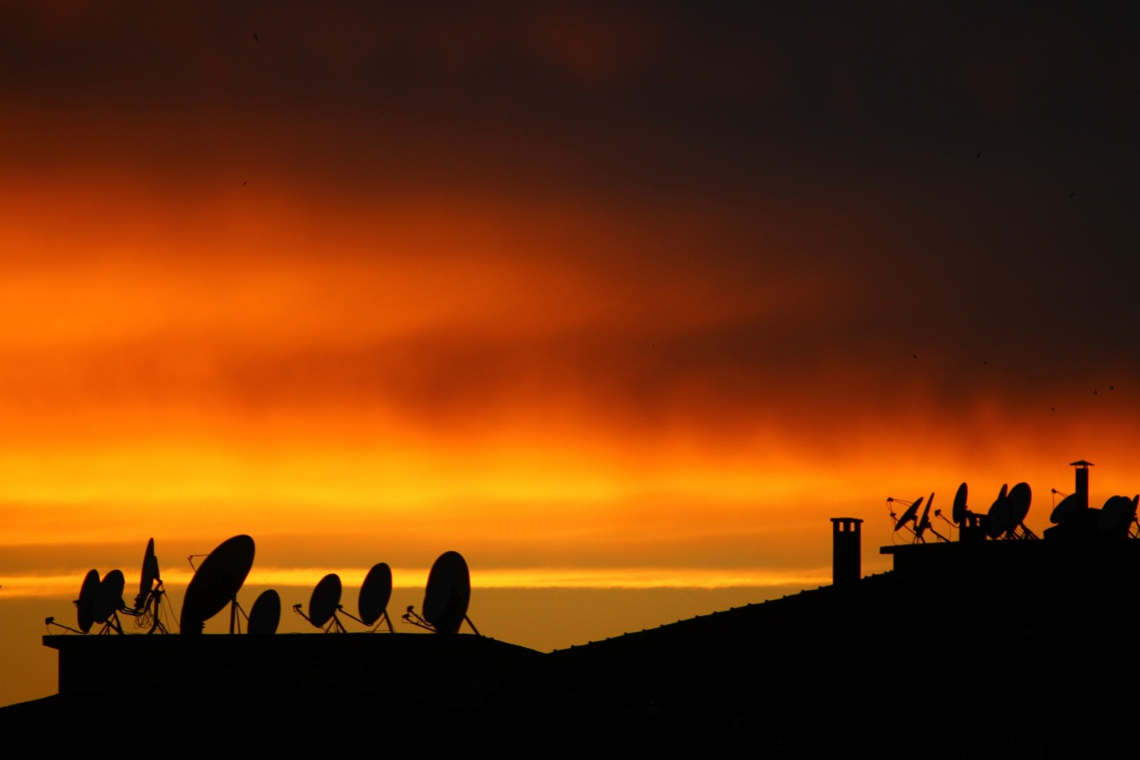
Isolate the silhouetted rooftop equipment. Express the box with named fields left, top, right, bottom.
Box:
left=179, top=534, right=256, bottom=635
left=1050, top=492, right=1081, bottom=524
left=1071, top=460, right=1093, bottom=511
left=952, top=482, right=968, bottom=525
left=1098, top=495, right=1139, bottom=540
left=830, top=518, right=862, bottom=586
left=303, top=573, right=347, bottom=633
left=1004, top=482, right=1037, bottom=539
left=404, top=551, right=480, bottom=635
left=892, top=496, right=922, bottom=533
left=93, top=570, right=125, bottom=630
left=135, top=538, right=158, bottom=613
left=986, top=484, right=1011, bottom=539
left=125, top=538, right=168, bottom=634
left=888, top=494, right=948, bottom=544
left=357, top=563, right=394, bottom=632
left=76, top=569, right=100, bottom=634
left=248, top=589, right=281, bottom=635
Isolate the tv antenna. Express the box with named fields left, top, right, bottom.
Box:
left=403, top=551, right=480, bottom=635
left=179, top=534, right=256, bottom=634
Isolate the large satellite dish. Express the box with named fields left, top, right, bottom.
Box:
left=94, top=570, right=126, bottom=625
left=952, top=482, right=968, bottom=524
left=423, top=551, right=471, bottom=635
left=179, top=534, right=255, bottom=634
left=76, top=569, right=100, bottom=634
left=248, top=589, right=281, bottom=635
left=987, top=485, right=1012, bottom=539
left=1050, top=492, right=1081, bottom=524
left=359, top=563, right=393, bottom=628
left=308, top=573, right=342, bottom=629
left=1098, top=495, right=1137, bottom=538
left=1006, top=482, right=1033, bottom=537
left=894, top=496, right=923, bottom=532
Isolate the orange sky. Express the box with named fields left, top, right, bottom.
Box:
left=2, top=1, right=1138, bottom=708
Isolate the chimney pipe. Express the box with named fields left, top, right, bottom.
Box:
left=1071, top=460, right=1093, bottom=510
left=831, top=517, right=863, bottom=586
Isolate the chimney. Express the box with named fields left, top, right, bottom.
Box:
left=831, top=517, right=863, bottom=586
left=1071, top=460, right=1093, bottom=510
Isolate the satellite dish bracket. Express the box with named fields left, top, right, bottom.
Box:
left=45, top=616, right=84, bottom=635
left=336, top=604, right=393, bottom=633
left=401, top=605, right=435, bottom=632
left=463, top=614, right=481, bottom=637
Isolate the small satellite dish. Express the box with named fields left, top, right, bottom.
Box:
left=894, top=496, right=923, bottom=532
left=94, top=570, right=126, bottom=624
left=952, top=482, right=968, bottom=524
left=308, top=573, right=342, bottom=629
left=1098, top=495, right=1137, bottom=538
left=1007, top=482, right=1032, bottom=533
left=359, top=563, right=393, bottom=627
left=135, top=538, right=158, bottom=613
left=1051, top=492, right=1081, bottom=524
left=76, top=569, right=100, bottom=634
left=423, top=551, right=471, bottom=635
left=914, top=493, right=935, bottom=541
left=179, top=534, right=256, bottom=634
left=248, top=589, right=281, bottom=635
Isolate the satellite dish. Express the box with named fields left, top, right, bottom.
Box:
left=94, top=570, right=126, bottom=624
left=135, top=538, right=158, bottom=613
left=1098, top=495, right=1137, bottom=538
left=1051, top=492, right=1082, bottom=524
left=308, top=573, right=342, bottom=629
left=248, top=589, right=281, bottom=635
left=894, top=496, right=923, bottom=532
left=914, top=493, right=935, bottom=541
left=76, top=569, right=100, bottom=634
left=952, top=482, right=968, bottom=524
left=359, top=563, right=393, bottom=627
left=1007, top=482, right=1032, bottom=533
left=423, top=551, right=471, bottom=634
left=179, top=534, right=255, bottom=634
left=987, top=497, right=1011, bottom=539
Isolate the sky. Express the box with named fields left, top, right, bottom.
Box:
left=1, top=1, right=1139, bottom=706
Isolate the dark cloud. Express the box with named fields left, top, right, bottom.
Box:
left=0, top=1, right=1136, bottom=462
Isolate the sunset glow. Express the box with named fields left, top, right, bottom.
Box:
left=2, top=1, right=1137, bottom=709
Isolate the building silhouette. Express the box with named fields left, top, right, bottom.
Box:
left=3, top=462, right=1138, bottom=758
